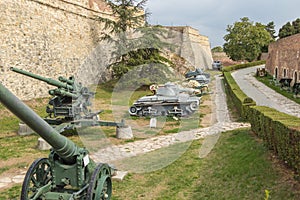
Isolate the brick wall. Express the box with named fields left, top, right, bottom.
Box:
left=266, top=33, right=300, bottom=83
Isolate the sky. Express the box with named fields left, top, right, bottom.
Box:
left=145, top=0, right=300, bottom=48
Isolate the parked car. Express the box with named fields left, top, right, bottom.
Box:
left=212, top=61, right=222, bottom=70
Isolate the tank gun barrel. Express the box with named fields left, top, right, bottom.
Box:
left=0, top=82, right=79, bottom=164
left=10, top=67, right=73, bottom=90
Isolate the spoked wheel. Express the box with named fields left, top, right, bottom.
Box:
left=87, top=163, right=112, bottom=200
left=21, top=158, right=52, bottom=200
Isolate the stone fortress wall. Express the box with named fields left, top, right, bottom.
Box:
left=0, top=0, right=212, bottom=100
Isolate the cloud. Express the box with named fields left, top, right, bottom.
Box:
left=146, top=0, right=300, bottom=47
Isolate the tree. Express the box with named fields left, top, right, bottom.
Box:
left=278, top=22, right=294, bottom=39
left=265, top=21, right=276, bottom=39
left=211, top=46, right=223, bottom=53
left=223, top=17, right=273, bottom=62
left=98, top=0, right=172, bottom=79
left=292, top=18, right=300, bottom=34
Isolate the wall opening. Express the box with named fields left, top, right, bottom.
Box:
left=275, top=67, right=278, bottom=79
left=283, top=68, right=287, bottom=77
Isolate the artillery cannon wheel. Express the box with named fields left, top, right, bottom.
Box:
left=21, top=158, right=52, bottom=200
left=87, top=163, right=112, bottom=200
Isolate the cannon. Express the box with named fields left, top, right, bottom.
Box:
left=10, top=67, right=125, bottom=129
left=0, top=81, right=113, bottom=199
left=10, top=67, right=96, bottom=124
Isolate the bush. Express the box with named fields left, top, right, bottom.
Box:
left=223, top=71, right=256, bottom=119
left=247, top=106, right=300, bottom=173
left=222, top=60, right=266, bottom=72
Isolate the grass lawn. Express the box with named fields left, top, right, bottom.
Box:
left=1, top=71, right=299, bottom=199
left=111, top=129, right=300, bottom=200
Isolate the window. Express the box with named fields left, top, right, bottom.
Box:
left=283, top=68, right=287, bottom=77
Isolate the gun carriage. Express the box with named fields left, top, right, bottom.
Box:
left=0, top=81, right=113, bottom=199
left=10, top=67, right=124, bottom=129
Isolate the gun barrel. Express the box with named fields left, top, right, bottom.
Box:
left=49, top=89, right=78, bottom=99
left=0, top=81, right=79, bottom=164
left=58, top=76, right=75, bottom=85
left=10, top=67, right=73, bottom=90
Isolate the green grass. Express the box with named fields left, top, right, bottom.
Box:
left=256, top=74, right=300, bottom=105
left=111, top=129, right=300, bottom=200
left=0, top=185, right=22, bottom=200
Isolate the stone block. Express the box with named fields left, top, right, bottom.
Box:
left=37, top=137, right=51, bottom=151
left=116, top=126, right=133, bottom=139
left=112, top=170, right=128, bottom=181
left=18, top=122, right=34, bottom=136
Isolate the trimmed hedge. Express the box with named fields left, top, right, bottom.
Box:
left=224, top=61, right=300, bottom=174
left=247, top=106, right=300, bottom=173
left=222, top=60, right=266, bottom=72
left=223, top=71, right=256, bottom=119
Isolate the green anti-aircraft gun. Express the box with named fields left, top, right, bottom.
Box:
left=0, top=81, right=113, bottom=199
left=10, top=67, right=124, bottom=129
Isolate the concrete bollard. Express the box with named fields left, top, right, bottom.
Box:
left=149, top=118, right=157, bottom=128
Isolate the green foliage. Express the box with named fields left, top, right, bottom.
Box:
left=211, top=46, right=223, bottom=53
left=265, top=21, right=277, bottom=39
left=223, top=17, right=274, bottom=61
left=222, top=60, right=266, bottom=72
left=247, top=106, right=300, bottom=174
left=278, top=18, right=300, bottom=39
left=278, top=22, right=294, bottom=39
left=223, top=71, right=256, bottom=120
left=223, top=63, right=300, bottom=175
left=293, top=18, right=300, bottom=34
left=100, top=0, right=148, bottom=37
left=98, top=0, right=173, bottom=79
left=110, top=48, right=172, bottom=79
left=256, top=73, right=300, bottom=105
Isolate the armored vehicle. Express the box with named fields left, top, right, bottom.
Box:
left=129, top=83, right=200, bottom=117
left=185, top=68, right=210, bottom=84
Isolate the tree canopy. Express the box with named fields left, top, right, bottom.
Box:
left=278, top=18, right=300, bottom=39
left=223, top=17, right=273, bottom=62
left=211, top=46, right=223, bottom=53
left=98, top=0, right=173, bottom=79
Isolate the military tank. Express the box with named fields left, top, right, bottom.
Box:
left=185, top=68, right=210, bottom=84
left=129, top=83, right=201, bottom=117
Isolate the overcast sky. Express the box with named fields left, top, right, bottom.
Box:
left=146, top=0, right=300, bottom=48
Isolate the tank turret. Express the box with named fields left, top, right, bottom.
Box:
left=129, top=83, right=201, bottom=117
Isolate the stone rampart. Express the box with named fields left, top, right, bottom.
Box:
left=1, top=0, right=213, bottom=100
